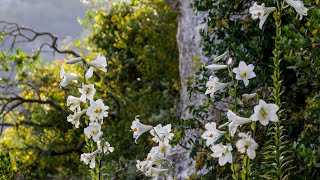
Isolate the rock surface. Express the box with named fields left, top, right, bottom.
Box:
left=165, top=0, right=208, bottom=178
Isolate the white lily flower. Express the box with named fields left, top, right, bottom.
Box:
left=232, top=61, right=256, bottom=87
left=205, top=64, right=228, bottom=71
left=85, top=54, right=107, bottom=79
left=66, top=57, right=82, bottom=64
left=242, top=93, right=258, bottom=101
left=78, top=84, right=96, bottom=102
left=236, top=132, right=258, bottom=159
left=205, top=76, right=228, bottom=98
left=158, top=142, right=172, bottom=156
left=145, top=167, right=169, bottom=178
left=131, top=115, right=153, bottom=144
left=285, top=0, right=308, bottom=20
left=66, top=95, right=82, bottom=112
left=250, top=99, right=279, bottom=126
left=210, top=143, right=233, bottom=166
left=136, top=160, right=152, bottom=173
left=146, top=146, right=166, bottom=164
left=227, top=110, right=252, bottom=137
left=59, top=67, right=79, bottom=87
left=227, top=58, right=233, bottom=65
left=67, top=109, right=86, bottom=128
left=80, top=149, right=99, bottom=169
left=86, top=99, right=109, bottom=123
left=201, top=122, right=225, bottom=147
left=84, top=122, right=103, bottom=142
left=150, top=124, right=174, bottom=145
left=249, top=2, right=276, bottom=29
left=97, top=141, right=114, bottom=154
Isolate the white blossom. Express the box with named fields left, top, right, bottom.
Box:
left=85, top=54, right=107, bottom=79
left=86, top=99, right=109, bottom=123
left=210, top=143, right=233, bottom=166
left=60, top=67, right=79, bottom=87
left=97, top=141, right=114, bottom=154
left=67, top=109, right=86, bottom=128
left=150, top=124, right=174, bottom=145
left=205, top=76, right=228, bottom=98
left=213, top=51, right=228, bottom=62
left=78, top=84, right=96, bottom=102
left=80, top=149, right=99, bottom=169
left=84, top=122, right=103, bottom=142
left=232, top=61, right=256, bottom=87
left=201, top=122, right=225, bottom=147
left=236, top=132, right=258, bottom=159
left=250, top=99, right=279, bottom=126
left=249, top=2, right=276, bottom=29
left=67, top=95, right=81, bottom=112
left=227, top=110, right=252, bottom=137
left=131, top=115, right=153, bottom=143
left=285, top=0, right=308, bottom=20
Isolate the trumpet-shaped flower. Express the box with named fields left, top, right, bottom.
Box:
left=78, top=84, right=96, bottom=102
left=150, top=124, right=174, bottom=145
left=285, top=0, right=308, bottom=20
left=85, top=54, right=107, bottom=79
left=236, top=132, right=258, bottom=159
left=210, top=143, right=233, bottom=166
left=227, top=110, right=252, bottom=137
left=84, top=122, right=103, bottom=142
left=86, top=99, right=109, bottom=123
left=131, top=115, right=153, bottom=143
left=201, top=122, right=225, bottom=147
left=250, top=99, right=279, bottom=126
left=97, top=141, right=114, bottom=154
left=80, top=149, right=99, bottom=169
left=67, top=95, right=82, bottom=112
left=205, top=76, right=228, bottom=98
left=249, top=2, right=276, bottom=29
left=146, top=146, right=167, bottom=164
left=232, top=61, right=256, bottom=87
left=59, top=67, right=79, bottom=87
left=67, top=109, right=86, bottom=128
left=205, top=64, right=228, bottom=71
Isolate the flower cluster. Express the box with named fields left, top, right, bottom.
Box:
left=202, top=52, right=279, bottom=166
left=249, top=1, right=308, bottom=29
left=131, top=116, right=174, bottom=179
left=61, top=54, right=113, bottom=169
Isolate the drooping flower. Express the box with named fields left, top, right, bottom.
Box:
left=78, top=84, right=96, bottom=102
left=80, top=150, right=99, bottom=169
left=205, top=76, right=228, bottom=98
left=205, top=64, right=228, bottom=71
left=60, top=67, right=79, bottom=87
left=150, top=124, right=174, bottom=145
left=227, top=110, right=252, bottom=137
left=236, top=132, right=258, bottom=159
left=249, top=2, right=276, bottom=29
left=85, top=54, right=107, bottom=79
left=210, top=143, right=233, bottom=166
left=285, top=0, right=308, bottom=20
left=131, top=115, right=153, bottom=143
left=250, top=99, right=279, bottom=126
left=66, top=95, right=82, bottom=112
left=86, top=99, right=109, bottom=123
left=97, top=141, right=114, bottom=154
left=232, top=61, right=256, bottom=87
left=67, top=109, right=87, bottom=128
left=146, top=146, right=166, bottom=164
left=201, top=122, right=226, bottom=147
left=84, top=122, right=103, bottom=142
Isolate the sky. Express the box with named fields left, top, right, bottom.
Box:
left=0, top=0, right=88, bottom=61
